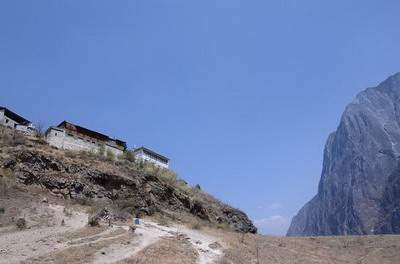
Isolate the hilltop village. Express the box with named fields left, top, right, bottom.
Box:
left=0, top=106, right=169, bottom=168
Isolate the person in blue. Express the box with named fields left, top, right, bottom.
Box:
left=134, top=211, right=140, bottom=225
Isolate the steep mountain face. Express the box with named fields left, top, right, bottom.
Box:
left=288, top=73, right=400, bottom=236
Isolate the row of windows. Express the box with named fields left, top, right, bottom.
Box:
left=143, top=152, right=168, bottom=164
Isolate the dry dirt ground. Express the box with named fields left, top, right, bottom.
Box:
left=1, top=184, right=400, bottom=264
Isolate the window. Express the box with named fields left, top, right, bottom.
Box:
left=55, top=133, right=58, bottom=136
left=5, top=119, right=9, bottom=123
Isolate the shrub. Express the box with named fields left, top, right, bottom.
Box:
left=154, top=214, right=170, bottom=227
left=78, top=150, right=97, bottom=160
left=74, top=197, right=93, bottom=206
left=120, top=150, right=136, bottom=163
left=34, top=122, right=45, bottom=139
left=65, top=150, right=77, bottom=158
left=106, top=149, right=115, bottom=161
left=12, top=132, right=26, bottom=146
left=88, top=215, right=100, bottom=226
left=216, top=222, right=230, bottom=230
left=190, top=221, right=202, bottom=230
left=97, top=145, right=106, bottom=157
left=63, top=207, right=72, bottom=217
left=0, top=207, right=5, bottom=214
left=16, top=217, right=27, bottom=230
left=88, top=207, right=110, bottom=226
left=175, top=179, right=189, bottom=191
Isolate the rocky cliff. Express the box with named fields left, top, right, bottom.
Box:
left=0, top=139, right=256, bottom=234
left=287, top=72, right=400, bottom=236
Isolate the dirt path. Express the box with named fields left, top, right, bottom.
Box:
left=90, top=220, right=223, bottom=264
left=0, top=204, right=87, bottom=264
left=0, top=202, right=223, bottom=264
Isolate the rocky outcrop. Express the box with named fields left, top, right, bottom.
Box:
left=2, top=147, right=257, bottom=233
left=288, top=72, right=400, bottom=236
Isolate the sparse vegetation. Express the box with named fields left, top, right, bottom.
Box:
left=190, top=220, right=202, bottom=230
left=74, top=197, right=94, bottom=206
left=12, top=132, right=26, bottom=146
left=120, top=150, right=135, bottom=163
left=217, top=222, right=230, bottom=230
left=16, top=217, right=27, bottom=230
left=106, top=149, right=115, bottom=161
left=78, top=150, right=96, bottom=160
left=65, top=150, right=77, bottom=158
left=63, top=207, right=73, bottom=217
left=153, top=213, right=171, bottom=227
left=87, top=206, right=110, bottom=227
left=88, top=214, right=100, bottom=226
left=34, top=122, right=45, bottom=139
left=97, top=144, right=106, bottom=157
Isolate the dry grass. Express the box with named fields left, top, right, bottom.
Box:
left=215, top=230, right=400, bottom=264
left=117, top=237, right=198, bottom=264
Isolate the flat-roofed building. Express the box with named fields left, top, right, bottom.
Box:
left=133, top=147, right=169, bottom=168
left=0, top=106, right=36, bottom=135
left=46, top=121, right=127, bottom=156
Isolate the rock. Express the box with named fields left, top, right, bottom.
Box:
left=288, top=72, right=400, bottom=236
left=41, top=197, right=48, bottom=203
left=209, top=242, right=222, bottom=249
left=1, top=144, right=257, bottom=234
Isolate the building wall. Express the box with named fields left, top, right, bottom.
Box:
left=15, top=124, right=36, bottom=135
left=0, top=110, right=4, bottom=124
left=0, top=110, right=35, bottom=135
left=135, top=151, right=169, bottom=168
left=46, top=128, right=124, bottom=156
left=0, top=111, right=19, bottom=129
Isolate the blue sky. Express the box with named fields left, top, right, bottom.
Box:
left=1, top=1, right=400, bottom=235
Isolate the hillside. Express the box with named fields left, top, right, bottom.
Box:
left=0, top=128, right=256, bottom=234
left=1, top=123, right=400, bottom=263
left=288, top=73, right=400, bottom=236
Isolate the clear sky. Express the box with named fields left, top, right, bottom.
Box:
left=1, top=1, right=400, bottom=235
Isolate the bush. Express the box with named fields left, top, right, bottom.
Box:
left=88, top=207, right=110, bottom=226
left=12, top=132, right=26, bottom=146
left=16, top=217, right=27, bottom=230
left=97, top=145, right=106, bottom=157
left=106, top=149, right=115, bottom=161
left=34, top=122, right=45, bottom=139
left=190, top=221, right=202, bottom=230
left=88, top=215, right=100, bottom=226
left=216, top=222, right=230, bottom=230
left=65, top=150, right=77, bottom=158
left=0, top=207, right=5, bottom=214
left=63, top=207, right=72, bottom=217
left=120, top=150, right=136, bottom=163
left=79, top=150, right=96, bottom=160
left=74, top=197, right=94, bottom=206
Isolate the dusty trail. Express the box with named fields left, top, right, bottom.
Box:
left=91, top=220, right=223, bottom=264
left=0, top=204, right=87, bottom=264
left=0, top=203, right=223, bottom=264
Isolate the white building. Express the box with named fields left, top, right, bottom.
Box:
left=133, top=147, right=169, bottom=168
left=0, top=106, right=36, bottom=135
left=46, top=121, right=127, bottom=156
